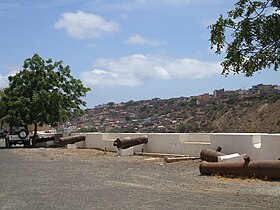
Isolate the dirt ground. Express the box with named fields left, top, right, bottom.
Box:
left=1, top=140, right=280, bottom=209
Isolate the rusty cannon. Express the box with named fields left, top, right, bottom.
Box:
left=200, top=147, right=225, bottom=162
left=56, top=135, right=86, bottom=146
left=199, top=155, right=280, bottom=180
left=113, top=136, right=148, bottom=149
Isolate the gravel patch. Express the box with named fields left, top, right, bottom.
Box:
left=1, top=139, right=280, bottom=209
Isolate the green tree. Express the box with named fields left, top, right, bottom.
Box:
left=123, top=127, right=136, bottom=133
left=3, top=54, right=90, bottom=145
left=125, top=116, right=131, bottom=122
left=78, top=127, right=98, bottom=133
left=177, top=123, right=188, bottom=133
left=107, top=102, right=115, bottom=106
left=0, top=89, right=4, bottom=98
left=0, top=88, right=6, bottom=129
left=210, top=0, right=280, bottom=76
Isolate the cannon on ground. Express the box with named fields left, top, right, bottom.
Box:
left=113, top=136, right=148, bottom=149
left=199, top=155, right=280, bottom=179
left=56, top=135, right=86, bottom=146
left=200, top=147, right=225, bottom=162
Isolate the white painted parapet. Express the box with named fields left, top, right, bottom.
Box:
left=73, top=132, right=280, bottom=160
left=79, top=133, right=211, bottom=156
left=116, top=147, right=134, bottom=156
left=67, top=144, right=77, bottom=149
left=83, top=133, right=115, bottom=151
left=258, top=134, right=280, bottom=160
left=144, top=133, right=182, bottom=154
left=210, top=133, right=260, bottom=160
left=211, top=133, right=280, bottom=160
left=180, top=133, right=211, bottom=157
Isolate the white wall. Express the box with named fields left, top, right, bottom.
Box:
left=80, top=133, right=211, bottom=156
left=180, top=133, right=211, bottom=156
left=210, top=133, right=259, bottom=159
left=258, top=134, right=280, bottom=160
left=83, top=133, right=115, bottom=151
left=73, top=132, right=280, bottom=160
left=210, top=133, right=280, bottom=160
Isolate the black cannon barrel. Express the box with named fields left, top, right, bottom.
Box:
left=113, top=136, right=148, bottom=149
left=200, top=147, right=225, bottom=162
left=57, top=135, right=86, bottom=146
left=199, top=156, right=280, bottom=179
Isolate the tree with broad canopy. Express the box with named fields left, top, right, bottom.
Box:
left=2, top=54, right=91, bottom=145
left=0, top=88, right=6, bottom=130
left=210, top=0, right=280, bottom=76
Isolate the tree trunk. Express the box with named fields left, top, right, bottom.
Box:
left=32, top=123, right=38, bottom=147
left=0, top=120, right=4, bottom=130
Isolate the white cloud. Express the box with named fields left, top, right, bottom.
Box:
left=80, top=69, right=141, bottom=87
left=80, top=54, right=222, bottom=87
left=125, top=34, right=166, bottom=46
left=273, top=8, right=280, bottom=15
left=0, top=74, right=8, bottom=88
left=54, top=11, right=120, bottom=39
left=0, top=66, right=19, bottom=88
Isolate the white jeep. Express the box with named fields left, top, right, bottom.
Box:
left=5, top=125, right=30, bottom=148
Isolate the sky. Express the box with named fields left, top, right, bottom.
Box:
left=0, top=0, right=279, bottom=108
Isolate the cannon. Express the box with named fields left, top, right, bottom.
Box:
left=200, top=147, right=225, bottom=162
left=113, top=136, right=148, bottom=149
left=56, top=135, right=86, bottom=146
left=199, top=155, right=280, bottom=179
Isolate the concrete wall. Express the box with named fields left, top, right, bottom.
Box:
left=210, top=133, right=259, bottom=159
left=180, top=133, right=211, bottom=156
left=78, top=133, right=211, bottom=156
left=210, top=133, right=280, bottom=160
left=73, top=132, right=280, bottom=160
left=256, top=134, right=280, bottom=160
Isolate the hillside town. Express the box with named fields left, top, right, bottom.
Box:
left=59, top=84, right=280, bottom=133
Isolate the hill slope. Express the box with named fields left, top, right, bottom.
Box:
left=64, top=91, right=280, bottom=133
left=211, top=98, right=280, bottom=133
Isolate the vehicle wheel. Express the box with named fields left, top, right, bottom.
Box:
left=18, top=129, right=28, bottom=139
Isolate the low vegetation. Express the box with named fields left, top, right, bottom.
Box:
left=64, top=86, right=280, bottom=134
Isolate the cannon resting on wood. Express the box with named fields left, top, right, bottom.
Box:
left=113, top=136, right=148, bottom=149
left=56, top=135, right=86, bottom=146
left=200, top=147, right=225, bottom=162
left=199, top=155, right=280, bottom=180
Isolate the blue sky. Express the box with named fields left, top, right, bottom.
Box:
left=0, top=0, right=279, bottom=108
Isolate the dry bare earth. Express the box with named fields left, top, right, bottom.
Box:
left=1, top=141, right=280, bottom=209
left=213, top=100, right=280, bottom=133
